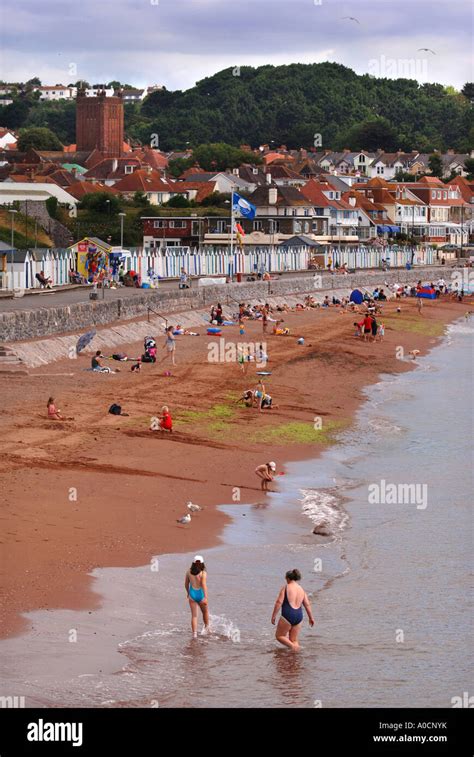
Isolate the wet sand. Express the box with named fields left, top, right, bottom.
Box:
left=0, top=293, right=470, bottom=639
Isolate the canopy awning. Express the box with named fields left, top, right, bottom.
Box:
left=377, top=225, right=401, bottom=233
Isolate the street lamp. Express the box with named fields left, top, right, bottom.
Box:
left=105, top=199, right=111, bottom=216
left=9, top=209, right=18, bottom=290
left=118, top=212, right=126, bottom=249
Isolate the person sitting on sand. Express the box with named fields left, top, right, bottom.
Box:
left=185, top=556, right=209, bottom=638
left=158, top=405, right=173, bottom=432
left=91, top=350, right=114, bottom=373
left=271, top=569, right=314, bottom=652
left=255, top=461, right=276, bottom=491
left=47, top=397, right=63, bottom=420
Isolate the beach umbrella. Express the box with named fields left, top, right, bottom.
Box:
left=76, top=329, right=96, bottom=354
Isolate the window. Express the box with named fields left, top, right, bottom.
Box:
left=253, top=220, right=263, bottom=231
left=153, top=220, right=165, bottom=228
left=216, top=220, right=226, bottom=232
left=125, top=165, right=135, bottom=174
left=437, top=191, right=441, bottom=199
left=269, top=220, right=280, bottom=233
left=377, top=166, right=384, bottom=174
left=359, top=155, right=365, bottom=163
left=443, top=192, right=447, bottom=199
left=170, top=220, right=186, bottom=229
left=432, top=191, right=436, bottom=199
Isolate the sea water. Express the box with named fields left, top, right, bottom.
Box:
left=1, top=320, right=472, bottom=708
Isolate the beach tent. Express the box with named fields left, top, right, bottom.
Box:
left=349, top=289, right=364, bottom=304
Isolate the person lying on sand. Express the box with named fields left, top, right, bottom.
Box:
left=255, top=461, right=276, bottom=491
left=47, top=397, right=63, bottom=420
left=271, top=569, right=314, bottom=652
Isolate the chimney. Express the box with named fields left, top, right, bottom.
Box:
left=447, top=148, right=455, bottom=155
left=268, top=187, right=278, bottom=205
left=348, top=194, right=356, bottom=207
left=266, top=172, right=272, bottom=185
left=112, top=158, right=118, bottom=173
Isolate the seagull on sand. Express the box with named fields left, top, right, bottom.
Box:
left=409, top=349, right=420, bottom=359
left=341, top=16, right=360, bottom=24
left=187, top=502, right=203, bottom=512
left=177, top=514, right=192, bottom=525
left=418, top=48, right=436, bottom=54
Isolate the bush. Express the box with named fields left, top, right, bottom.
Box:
left=46, top=196, right=58, bottom=219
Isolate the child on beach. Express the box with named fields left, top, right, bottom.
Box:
left=255, top=461, right=276, bottom=491
left=377, top=323, right=385, bottom=341
left=47, top=397, right=63, bottom=420
left=158, top=405, right=173, bottom=432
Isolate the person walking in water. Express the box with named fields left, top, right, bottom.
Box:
left=271, top=569, right=314, bottom=651
left=185, top=555, right=209, bottom=638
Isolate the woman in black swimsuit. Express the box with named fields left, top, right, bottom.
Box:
left=271, top=569, right=314, bottom=651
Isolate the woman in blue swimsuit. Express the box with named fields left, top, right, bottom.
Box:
left=185, top=555, right=209, bottom=638
left=271, top=569, right=314, bottom=651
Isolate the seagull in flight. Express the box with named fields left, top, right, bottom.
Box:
left=177, top=514, right=191, bottom=525
left=418, top=48, right=436, bottom=54
left=341, top=16, right=360, bottom=24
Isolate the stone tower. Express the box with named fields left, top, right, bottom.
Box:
left=76, top=90, right=124, bottom=157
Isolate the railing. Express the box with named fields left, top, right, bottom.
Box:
left=147, top=306, right=168, bottom=327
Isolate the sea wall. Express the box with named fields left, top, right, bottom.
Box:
left=0, top=267, right=449, bottom=344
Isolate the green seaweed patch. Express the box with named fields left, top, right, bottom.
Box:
left=384, top=317, right=445, bottom=337
left=250, top=419, right=343, bottom=445
left=174, top=403, right=236, bottom=432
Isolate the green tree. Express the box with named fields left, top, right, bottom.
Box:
left=17, top=126, right=63, bottom=151
left=192, top=142, right=261, bottom=171
left=168, top=157, right=194, bottom=178
left=45, top=196, right=58, bottom=219
left=461, top=83, right=474, bottom=101
left=343, top=117, right=399, bottom=151
left=79, top=193, right=122, bottom=213
left=0, top=98, right=31, bottom=129
left=163, top=195, right=194, bottom=208
left=428, top=153, right=444, bottom=178
left=464, top=157, right=474, bottom=181
left=133, top=191, right=150, bottom=207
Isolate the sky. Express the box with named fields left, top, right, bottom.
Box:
left=0, top=0, right=472, bottom=91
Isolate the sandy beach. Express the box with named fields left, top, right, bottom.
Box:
left=0, top=292, right=470, bottom=640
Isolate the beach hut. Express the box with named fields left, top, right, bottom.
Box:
left=68, top=237, right=112, bottom=281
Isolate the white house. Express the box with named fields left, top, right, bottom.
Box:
left=122, top=89, right=147, bottom=103
left=0, top=128, right=17, bottom=149
left=36, top=85, right=77, bottom=101
left=0, top=182, right=77, bottom=207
